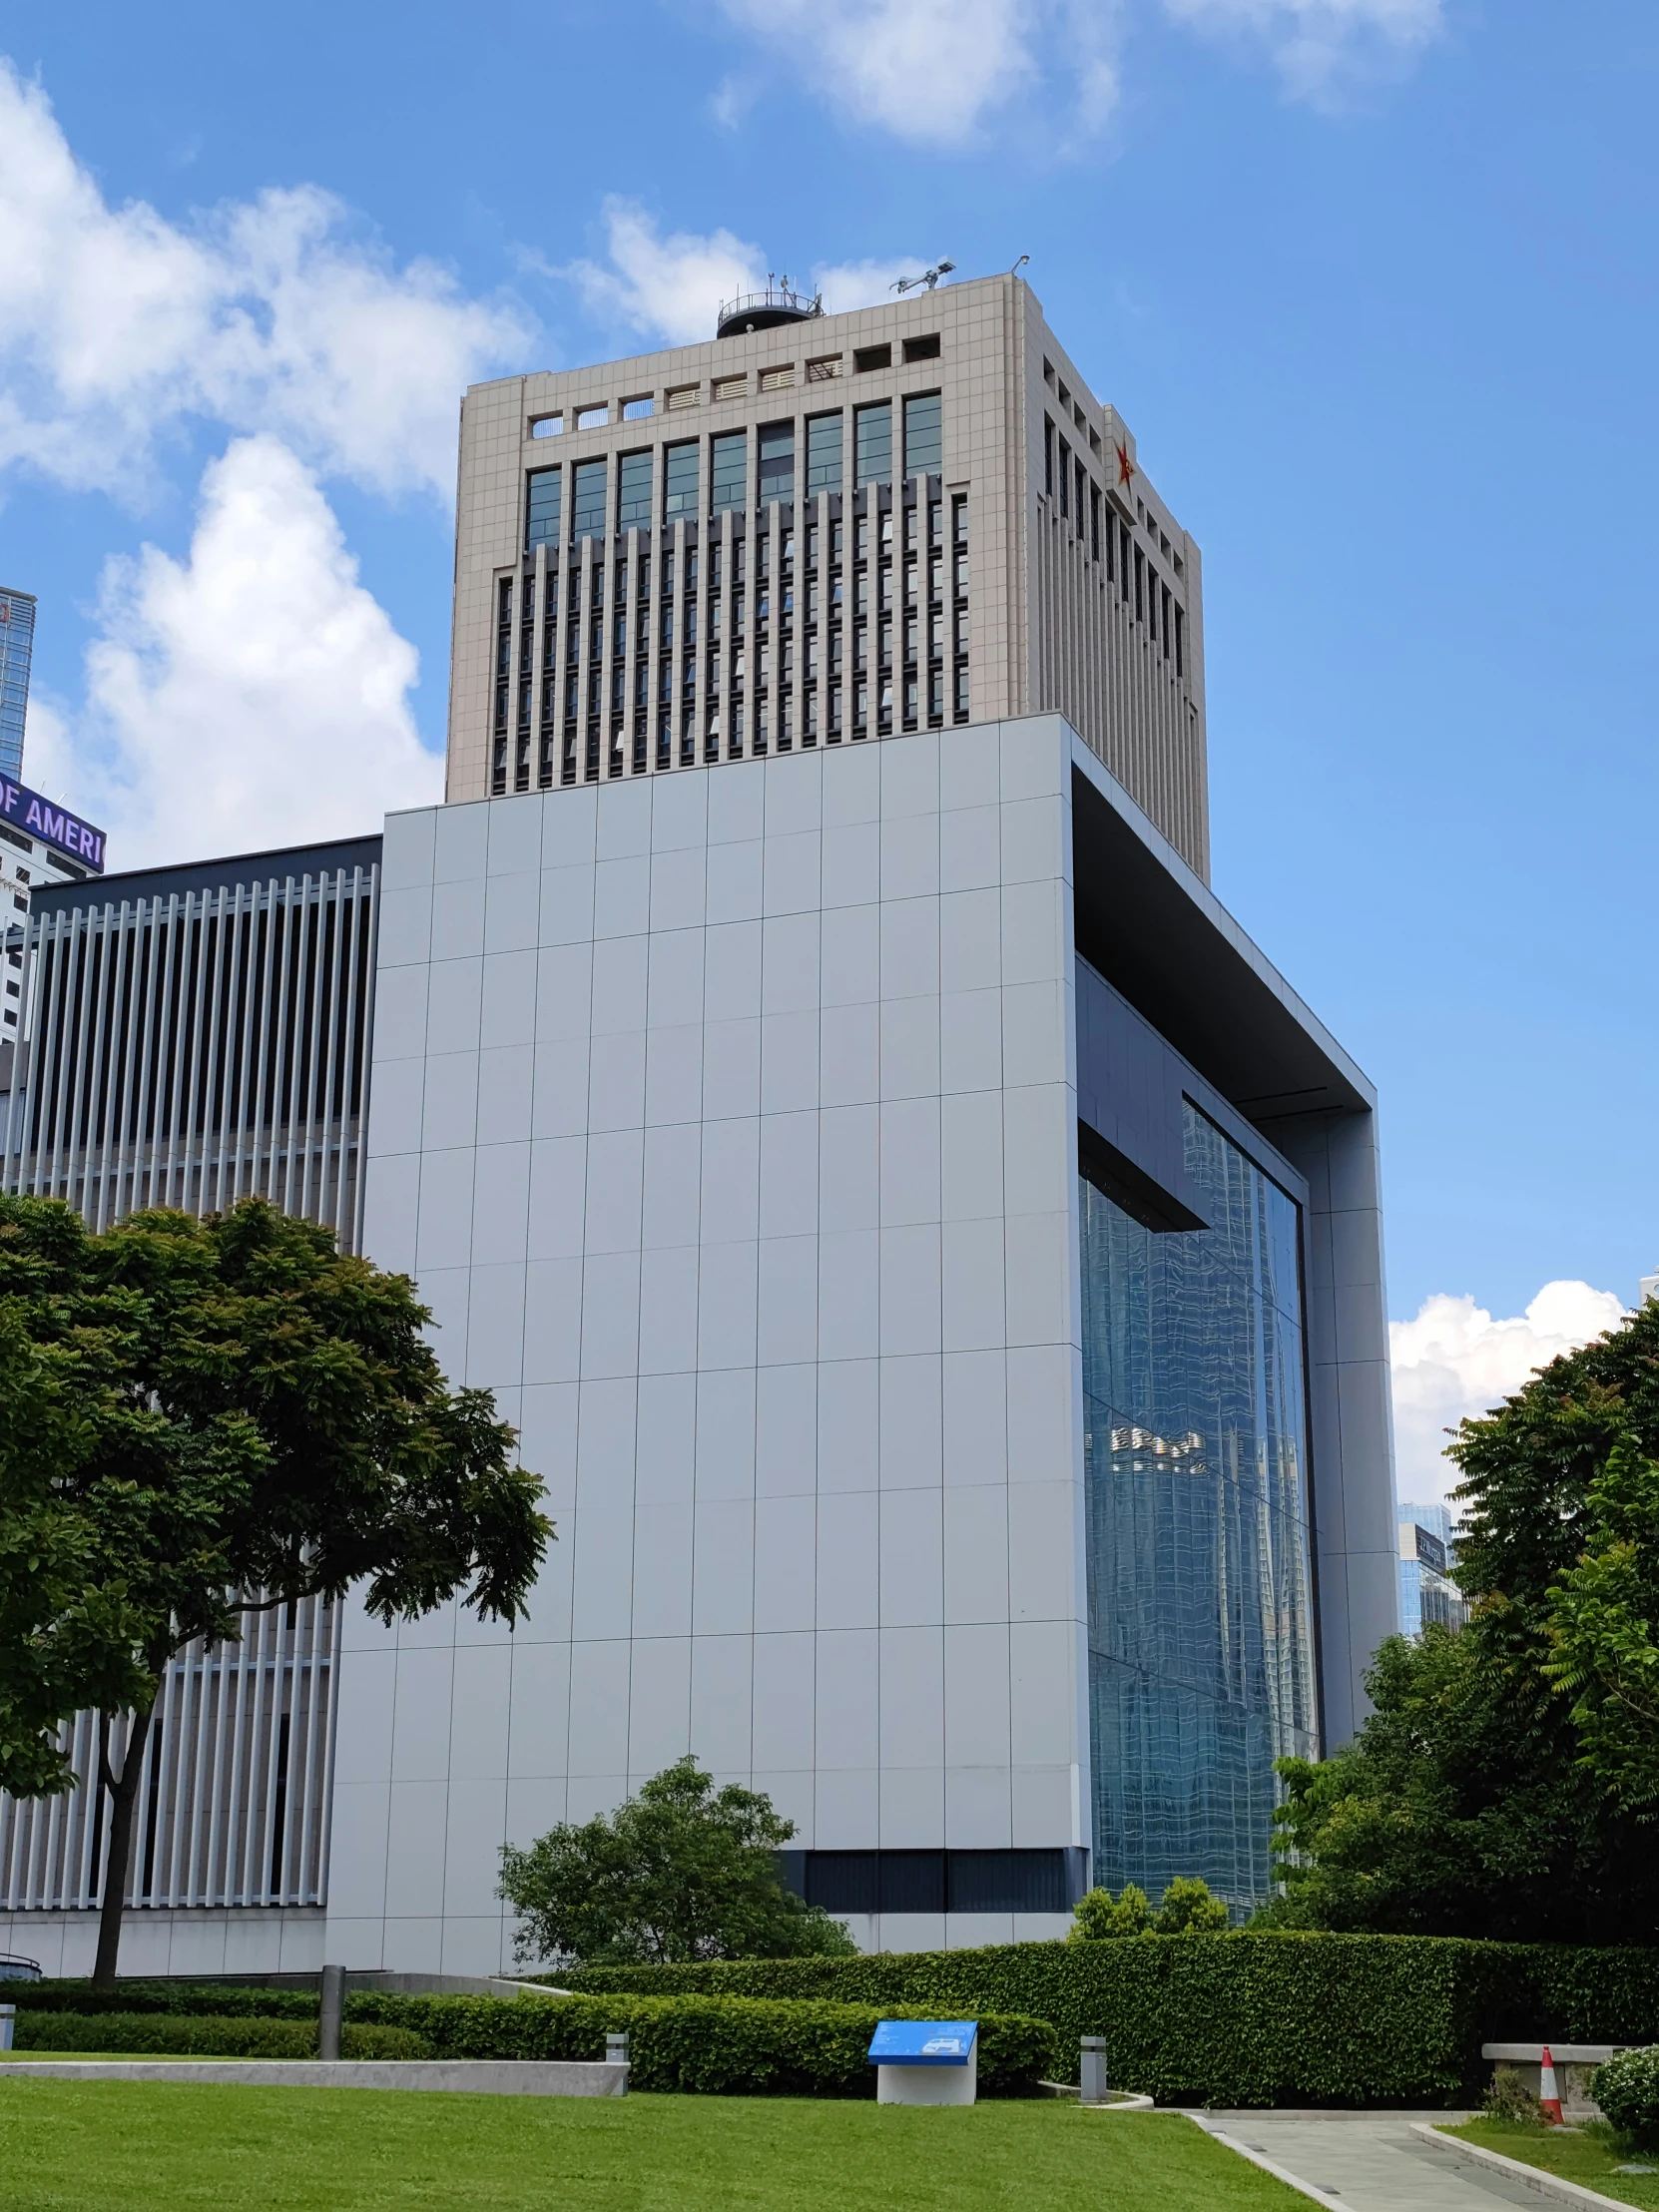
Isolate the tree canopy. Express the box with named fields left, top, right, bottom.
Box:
left=499, top=1757, right=857, bottom=1966
left=1265, top=1297, right=1659, bottom=1942
left=0, top=1193, right=551, bottom=1978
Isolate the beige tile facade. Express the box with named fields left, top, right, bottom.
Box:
left=446, top=275, right=1210, bottom=880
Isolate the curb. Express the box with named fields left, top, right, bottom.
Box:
left=1411, top=2121, right=1642, bottom=2209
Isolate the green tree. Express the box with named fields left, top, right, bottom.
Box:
left=1260, top=1297, right=1659, bottom=1944
left=1068, top=1884, right=1152, bottom=1939
left=0, top=1195, right=551, bottom=1984
left=499, top=1756, right=858, bottom=1966
left=1153, top=1877, right=1230, bottom=1934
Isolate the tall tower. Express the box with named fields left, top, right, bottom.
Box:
left=0, top=587, right=36, bottom=784
left=446, top=274, right=1210, bottom=880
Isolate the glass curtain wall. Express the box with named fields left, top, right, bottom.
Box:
left=1079, top=1100, right=1319, bottom=1915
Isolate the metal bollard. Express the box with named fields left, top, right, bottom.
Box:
left=318, top=1963, right=345, bottom=2062
left=0, top=2003, right=13, bottom=2054
left=1080, top=2036, right=1108, bottom=2105
left=606, top=2031, right=629, bottom=2066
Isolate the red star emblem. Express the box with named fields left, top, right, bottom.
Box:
left=1115, top=441, right=1135, bottom=490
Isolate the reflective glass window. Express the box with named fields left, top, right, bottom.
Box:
left=1079, top=1099, right=1317, bottom=1916
left=758, top=421, right=795, bottom=506
left=664, top=440, right=700, bottom=520
left=617, top=449, right=653, bottom=532
left=526, top=468, right=562, bottom=551
left=571, top=459, right=607, bottom=542
left=807, top=411, right=843, bottom=493
left=903, top=391, right=942, bottom=478
left=855, top=402, right=892, bottom=488
left=712, top=431, right=747, bottom=513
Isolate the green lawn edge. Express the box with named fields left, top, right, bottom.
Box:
left=1439, top=2118, right=1659, bottom=2209
left=0, top=2083, right=1310, bottom=2212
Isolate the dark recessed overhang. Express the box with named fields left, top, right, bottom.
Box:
left=1069, top=738, right=1373, bottom=1123
left=29, top=833, right=383, bottom=918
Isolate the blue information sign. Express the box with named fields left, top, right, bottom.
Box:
left=867, top=2020, right=978, bottom=2066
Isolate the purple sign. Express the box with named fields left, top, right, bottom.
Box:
left=0, top=780, right=106, bottom=874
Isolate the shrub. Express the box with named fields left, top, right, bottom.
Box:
left=10, top=2010, right=432, bottom=2060
left=1592, top=2047, right=1659, bottom=2146
left=556, top=1934, right=1576, bottom=2106
left=1069, top=1887, right=1151, bottom=1940
left=342, top=1991, right=1057, bottom=2096
left=1483, top=2066, right=1546, bottom=2126
left=12, top=1979, right=316, bottom=2019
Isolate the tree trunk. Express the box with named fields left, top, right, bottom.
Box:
left=92, top=1706, right=153, bottom=1990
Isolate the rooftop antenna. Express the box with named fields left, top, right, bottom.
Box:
left=891, top=260, right=956, bottom=295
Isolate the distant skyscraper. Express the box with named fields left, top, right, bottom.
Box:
left=1397, top=1500, right=1468, bottom=1635
left=0, top=588, right=35, bottom=783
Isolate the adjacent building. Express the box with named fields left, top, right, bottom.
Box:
left=1397, top=1501, right=1467, bottom=1636
left=0, top=587, right=35, bottom=785
left=0, top=276, right=1399, bottom=1975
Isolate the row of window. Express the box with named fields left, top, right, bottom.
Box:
left=525, top=396, right=943, bottom=551
left=1044, top=416, right=1186, bottom=677
left=494, top=491, right=970, bottom=792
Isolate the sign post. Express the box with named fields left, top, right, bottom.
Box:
left=866, top=2019, right=978, bottom=2106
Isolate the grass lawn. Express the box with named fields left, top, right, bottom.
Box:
left=0, top=2083, right=1307, bottom=2212
left=1441, top=2118, right=1659, bottom=2210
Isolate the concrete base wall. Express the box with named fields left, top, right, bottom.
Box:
left=0, top=1908, right=324, bottom=1979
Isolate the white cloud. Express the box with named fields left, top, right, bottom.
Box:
left=0, top=61, right=530, bottom=501
left=1389, top=1281, right=1629, bottom=1511
left=714, top=0, right=1044, bottom=146
left=30, top=437, right=440, bottom=870
left=556, top=204, right=939, bottom=347
left=813, top=258, right=931, bottom=313
left=1162, top=0, right=1443, bottom=101
left=558, top=201, right=768, bottom=347
left=710, top=0, right=1439, bottom=144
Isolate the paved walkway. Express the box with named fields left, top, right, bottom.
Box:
left=1192, top=2111, right=1560, bottom=2210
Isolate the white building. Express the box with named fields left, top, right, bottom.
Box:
left=0, top=277, right=1398, bottom=1975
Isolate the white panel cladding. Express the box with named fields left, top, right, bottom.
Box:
left=331, top=717, right=1088, bottom=1972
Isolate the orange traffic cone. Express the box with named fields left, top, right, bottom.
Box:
left=1539, top=2046, right=1564, bottom=2126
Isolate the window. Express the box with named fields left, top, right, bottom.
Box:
left=712, top=430, right=747, bottom=512
left=576, top=403, right=608, bottom=430
left=1058, top=436, right=1070, bottom=519
left=713, top=373, right=747, bottom=402
left=1076, top=461, right=1087, bottom=533
left=1119, top=522, right=1132, bottom=601
left=571, top=458, right=607, bottom=541
left=526, top=468, right=562, bottom=550
left=1162, top=584, right=1173, bottom=660
left=617, top=449, right=653, bottom=532
left=853, top=343, right=891, bottom=372
left=758, top=421, right=795, bottom=505
left=1090, top=484, right=1101, bottom=564
left=1175, top=605, right=1186, bottom=678
left=1134, top=545, right=1144, bottom=623
left=902, top=391, right=942, bottom=478
left=807, top=355, right=842, bottom=382
left=807, top=412, right=842, bottom=493
left=1044, top=417, right=1055, bottom=498
left=664, top=440, right=699, bottom=520
left=530, top=414, right=562, bottom=439
left=622, top=395, right=654, bottom=420
left=854, top=401, right=892, bottom=488
left=760, top=364, right=795, bottom=392
left=1043, top=357, right=1056, bottom=387
left=902, top=332, right=941, bottom=362
left=667, top=383, right=700, bottom=410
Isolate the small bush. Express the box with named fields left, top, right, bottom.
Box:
left=343, top=1991, right=1057, bottom=2096
left=1593, top=2047, right=1659, bottom=2146
left=1483, top=2066, right=1545, bottom=2126
left=11, top=2012, right=432, bottom=2060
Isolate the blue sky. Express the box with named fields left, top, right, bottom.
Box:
left=0, top=0, right=1654, bottom=1493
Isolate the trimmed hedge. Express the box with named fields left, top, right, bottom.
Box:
left=342, top=1992, right=1058, bottom=2097
left=557, top=1934, right=1659, bottom=2108
left=12, top=1979, right=316, bottom=2019
left=11, top=2012, right=430, bottom=2060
